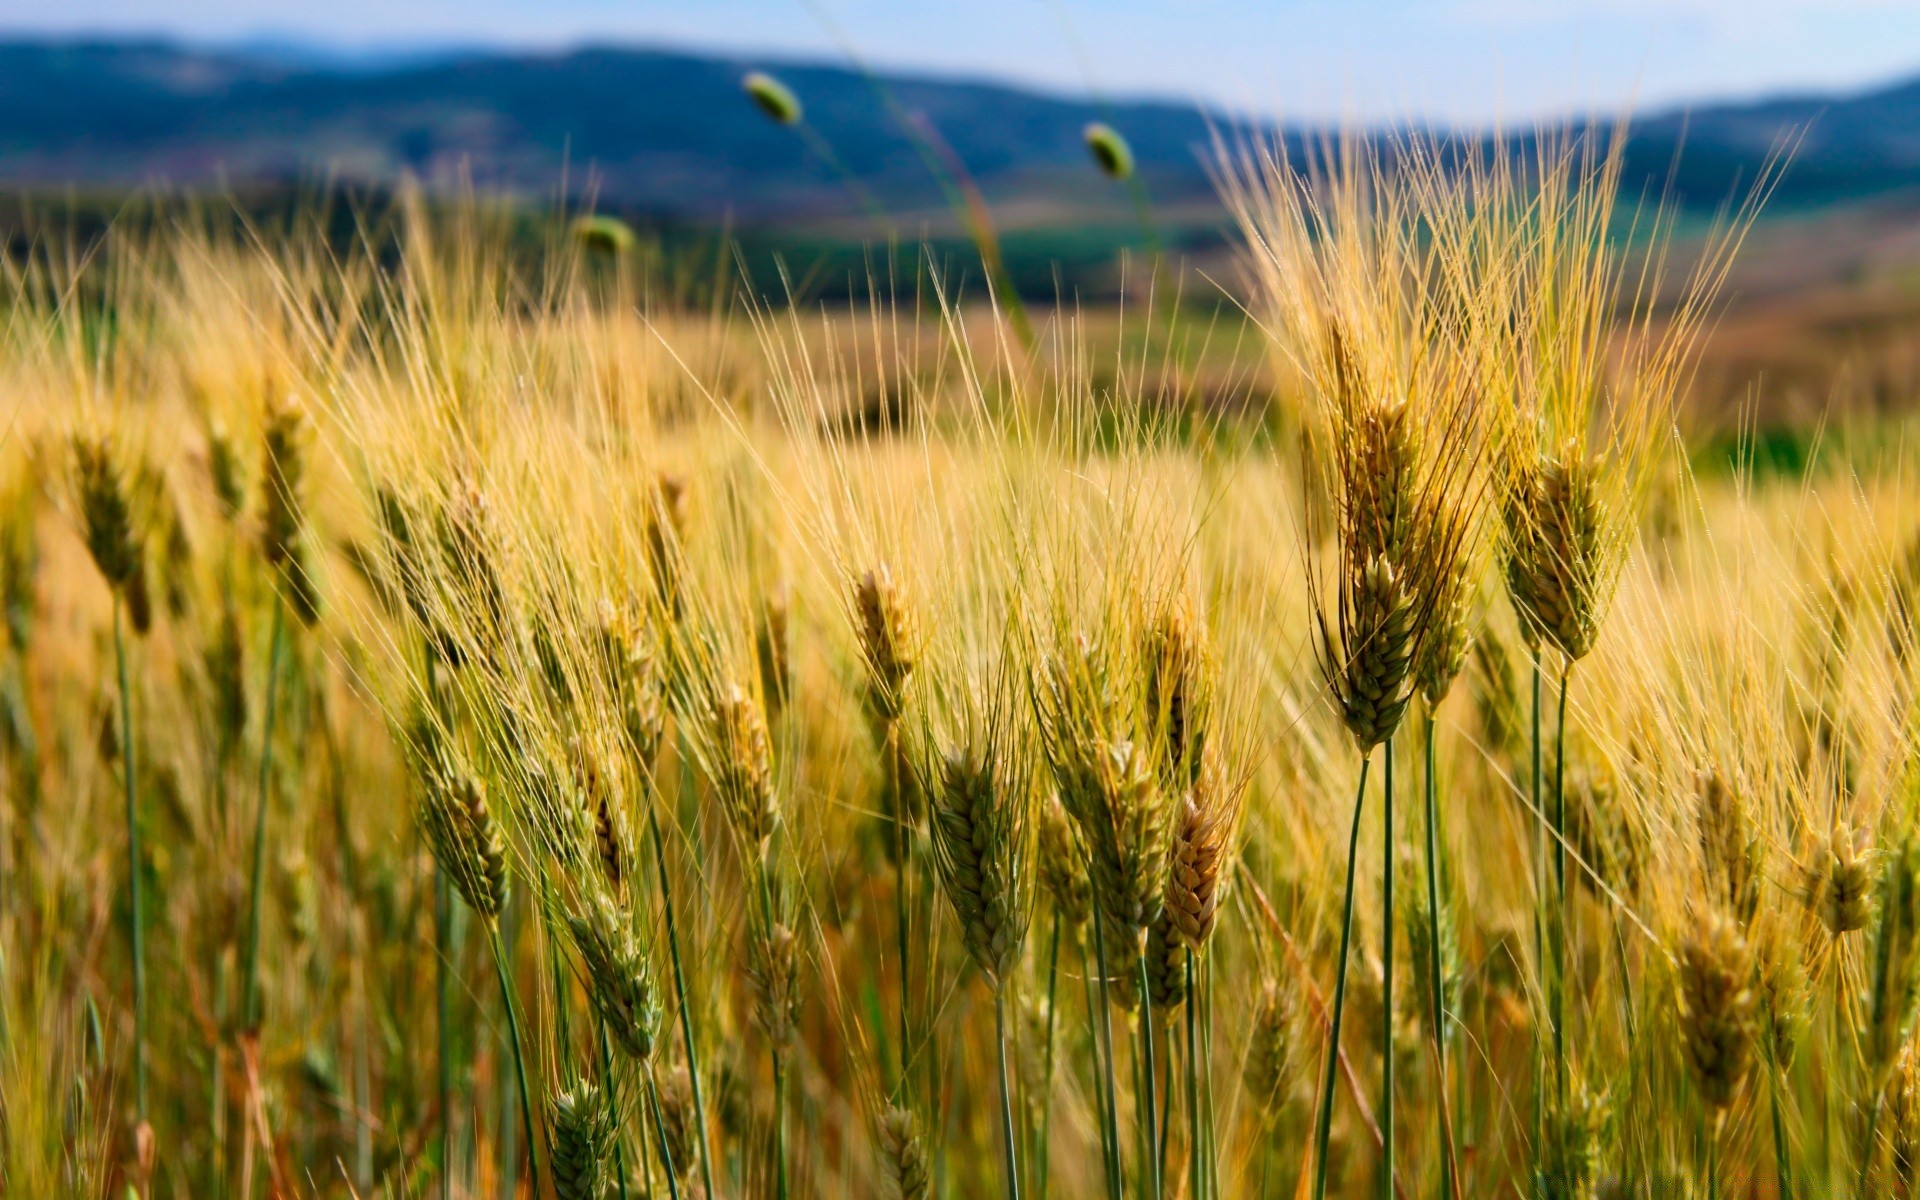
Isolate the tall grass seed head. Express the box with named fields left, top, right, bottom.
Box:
left=260, top=396, right=310, bottom=571
left=418, top=767, right=509, bottom=920
left=1805, top=821, right=1873, bottom=937
left=712, top=681, right=777, bottom=857
left=879, top=1103, right=931, bottom=1200
left=757, top=580, right=792, bottom=720
left=1037, top=793, right=1090, bottom=931
left=1696, top=770, right=1759, bottom=925
left=746, top=917, right=803, bottom=1053
left=71, top=433, right=144, bottom=597
left=1416, top=524, right=1476, bottom=705
left=1083, top=122, right=1135, bottom=181
left=1326, top=553, right=1417, bottom=749
left=571, top=213, right=637, bottom=257
left=547, top=1081, right=616, bottom=1200
left=1164, top=768, right=1236, bottom=951
left=1867, top=836, right=1920, bottom=1078
left=743, top=71, right=803, bottom=125
left=645, top=472, right=688, bottom=621
left=929, top=740, right=1033, bottom=987
left=569, top=892, right=663, bottom=1062
left=1503, top=443, right=1605, bottom=661
left=656, top=1067, right=697, bottom=1183
left=206, top=419, right=246, bottom=520
left=856, top=563, right=917, bottom=727
left=1676, top=906, right=1757, bottom=1112
left=1243, top=975, right=1298, bottom=1125
left=1143, top=597, right=1209, bottom=789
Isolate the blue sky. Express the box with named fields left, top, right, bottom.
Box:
left=7, top=0, right=1920, bottom=123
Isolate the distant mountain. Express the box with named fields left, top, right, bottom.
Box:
left=1, top=38, right=1917, bottom=224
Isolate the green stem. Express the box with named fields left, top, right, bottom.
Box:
left=1185, top=949, right=1203, bottom=1200
left=774, top=1050, right=790, bottom=1200
left=647, top=1063, right=683, bottom=1200
left=889, top=722, right=912, bottom=1099
left=1382, top=736, right=1396, bottom=1200
left=241, top=600, right=286, bottom=1032
left=646, top=787, right=717, bottom=1200
left=113, top=601, right=148, bottom=1126
left=1091, top=908, right=1127, bottom=1200
left=599, top=1023, right=632, bottom=1200
left=1530, top=658, right=1544, bottom=1200
left=1139, top=947, right=1162, bottom=1200
left=1861, top=1092, right=1884, bottom=1196
left=1310, top=755, right=1372, bottom=1200
left=488, top=922, right=542, bottom=1200
left=1039, top=913, right=1062, bottom=1200
left=1422, top=715, right=1457, bottom=1200
left=436, top=866, right=454, bottom=1200
left=1769, top=1049, right=1792, bottom=1200
left=1552, top=666, right=1570, bottom=1129
left=996, top=989, right=1025, bottom=1200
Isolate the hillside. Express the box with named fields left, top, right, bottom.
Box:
left=4, top=38, right=1920, bottom=225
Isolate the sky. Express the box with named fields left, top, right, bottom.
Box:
left=5, top=0, right=1920, bottom=124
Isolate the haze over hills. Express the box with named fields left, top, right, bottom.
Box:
left=4, top=37, right=1920, bottom=226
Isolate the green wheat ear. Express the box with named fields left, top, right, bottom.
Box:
left=571, top=214, right=637, bottom=256
left=1083, top=122, right=1135, bottom=181
left=744, top=71, right=803, bottom=126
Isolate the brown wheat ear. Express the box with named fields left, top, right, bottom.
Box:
left=1503, top=442, right=1605, bottom=661
left=1164, top=766, right=1235, bottom=952
left=855, top=563, right=917, bottom=728
left=72, top=433, right=146, bottom=603
left=1805, top=821, right=1873, bottom=937
left=1677, top=907, right=1758, bottom=1112
left=1696, top=770, right=1759, bottom=924
left=419, top=767, right=510, bottom=921
left=879, top=1104, right=931, bottom=1200
left=261, top=396, right=320, bottom=624
left=929, top=741, right=1033, bottom=988
left=712, top=682, right=777, bottom=860
left=745, top=917, right=802, bottom=1053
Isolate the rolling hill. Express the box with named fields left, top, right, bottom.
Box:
left=3, top=38, right=1919, bottom=226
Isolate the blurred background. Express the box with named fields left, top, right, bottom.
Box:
left=8, top=1, right=1920, bottom=441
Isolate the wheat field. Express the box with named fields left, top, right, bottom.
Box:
left=0, top=131, right=1916, bottom=1200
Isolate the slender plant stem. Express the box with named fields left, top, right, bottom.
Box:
left=1422, top=714, right=1459, bottom=1200
left=889, top=722, right=913, bottom=1098
left=1039, top=913, right=1062, bottom=1200
left=1083, top=938, right=1121, bottom=1200
left=436, top=866, right=454, bottom=1200
left=1091, top=908, right=1127, bottom=1200
left=1769, top=1049, right=1792, bottom=1200
left=598, top=1023, right=632, bottom=1200
left=488, top=922, right=542, bottom=1200
left=241, top=600, right=286, bottom=1032
left=647, top=1063, right=683, bottom=1200
left=995, top=989, right=1025, bottom=1200
left=1552, top=666, right=1571, bottom=1127
left=1382, top=736, right=1396, bottom=1200
left=1139, top=948, right=1163, bottom=1200
left=113, top=601, right=149, bottom=1126
left=1185, top=949, right=1203, bottom=1200
left=1861, top=1092, right=1884, bottom=1196
left=1530, top=658, right=1544, bottom=1199
left=1310, top=755, right=1373, bottom=1200
left=774, top=1050, right=790, bottom=1200
left=646, top=787, right=717, bottom=1200
left=1202, top=958, right=1218, bottom=1200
